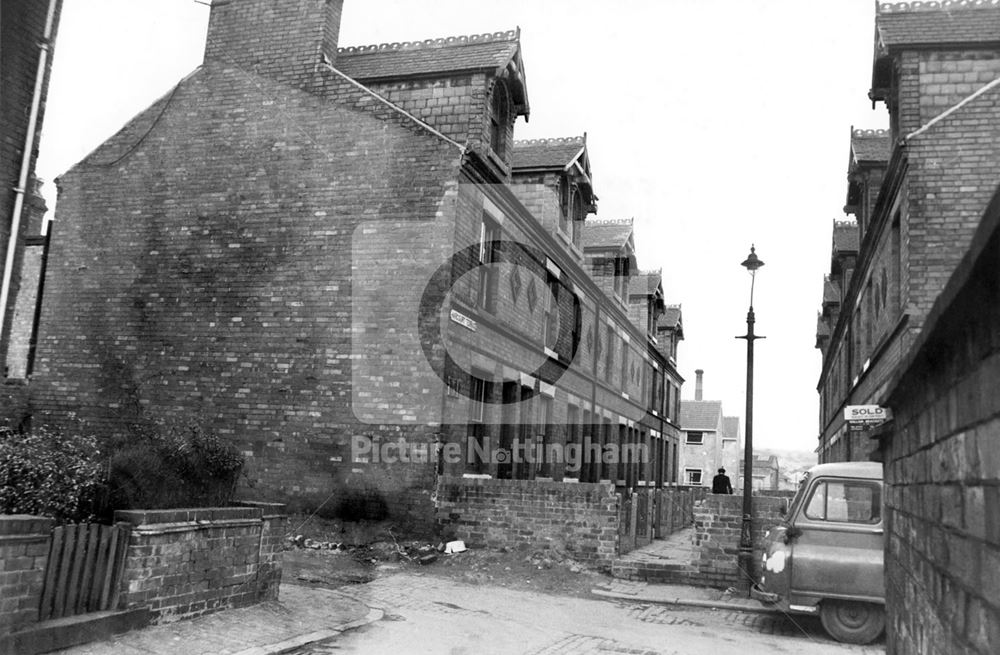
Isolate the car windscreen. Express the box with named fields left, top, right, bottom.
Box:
left=785, top=472, right=811, bottom=521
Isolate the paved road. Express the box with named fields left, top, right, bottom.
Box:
left=287, top=573, right=886, bottom=655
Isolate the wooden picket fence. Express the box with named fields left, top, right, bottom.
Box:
left=38, top=523, right=131, bottom=620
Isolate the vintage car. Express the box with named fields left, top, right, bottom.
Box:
left=751, top=461, right=885, bottom=644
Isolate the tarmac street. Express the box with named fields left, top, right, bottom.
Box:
left=290, top=573, right=886, bottom=655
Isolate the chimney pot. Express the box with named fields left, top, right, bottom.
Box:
left=695, top=369, right=704, bottom=401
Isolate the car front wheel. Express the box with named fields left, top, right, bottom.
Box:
left=819, top=600, right=885, bottom=644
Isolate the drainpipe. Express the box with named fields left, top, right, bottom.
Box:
left=0, top=0, right=59, bottom=361
left=589, top=303, right=601, bottom=483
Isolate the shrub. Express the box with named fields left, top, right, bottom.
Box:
left=97, top=419, right=245, bottom=514
left=0, top=426, right=104, bottom=522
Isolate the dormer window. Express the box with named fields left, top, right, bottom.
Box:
left=489, top=80, right=511, bottom=159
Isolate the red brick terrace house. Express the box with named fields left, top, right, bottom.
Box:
left=815, top=0, right=1000, bottom=463
left=25, top=0, right=685, bottom=541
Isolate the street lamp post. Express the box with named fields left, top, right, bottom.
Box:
left=737, top=245, right=764, bottom=594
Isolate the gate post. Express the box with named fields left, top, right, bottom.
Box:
left=0, top=516, right=53, bottom=635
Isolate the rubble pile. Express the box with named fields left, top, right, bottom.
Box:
left=285, top=533, right=453, bottom=565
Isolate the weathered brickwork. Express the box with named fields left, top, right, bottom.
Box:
left=905, top=51, right=1000, bottom=328
left=0, top=515, right=53, bottom=634
left=0, top=507, right=284, bottom=639
left=436, top=477, right=619, bottom=569
left=115, top=506, right=286, bottom=623
left=817, top=3, right=1000, bottom=463
left=0, top=381, right=30, bottom=428
left=690, top=494, right=787, bottom=588
left=0, top=0, right=62, bottom=367
left=23, top=0, right=681, bottom=530
left=879, top=189, right=1000, bottom=655
left=203, top=0, right=342, bottom=91
left=362, top=76, right=485, bottom=157
left=31, top=61, right=460, bottom=517
left=235, top=501, right=287, bottom=600
left=611, top=491, right=787, bottom=588
left=6, top=180, right=48, bottom=378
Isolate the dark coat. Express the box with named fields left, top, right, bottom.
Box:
left=712, top=473, right=733, bottom=494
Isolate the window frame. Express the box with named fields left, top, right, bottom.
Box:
left=620, top=342, right=629, bottom=391
left=685, top=431, right=704, bottom=445
left=571, top=187, right=585, bottom=248
left=604, top=326, right=615, bottom=382
left=544, top=273, right=560, bottom=350
left=566, top=404, right=581, bottom=479
left=489, top=79, right=510, bottom=160
left=467, top=373, right=491, bottom=474
left=537, top=394, right=554, bottom=477
left=477, top=215, right=501, bottom=312
left=801, top=479, right=881, bottom=525
left=558, top=179, right=571, bottom=235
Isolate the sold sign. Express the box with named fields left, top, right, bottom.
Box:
left=843, top=405, right=892, bottom=423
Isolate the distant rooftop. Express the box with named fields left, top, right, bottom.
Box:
left=876, top=1, right=1000, bottom=50
left=681, top=400, right=723, bottom=431
left=823, top=276, right=841, bottom=304
left=833, top=220, right=860, bottom=253
left=337, top=30, right=520, bottom=79
left=660, top=305, right=683, bottom=330
left=582, top=219, right=633, bottom=250
left=817, top=313, right=831, bottom=338
left=630, top=270, right=663, bottom=297
left=851, top=128, right=892, bottom=163
left=512, top=136, right=586, bottom=170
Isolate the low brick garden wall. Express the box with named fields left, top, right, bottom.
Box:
left=115, top=504, right=286, bottom=622
left=0, top=503, right=286, bottom=644
left=436, top=477, right=619, bottom=569
left=0, top=516, right=53, bottom=634
left=691, top=493, right=788, bottom=588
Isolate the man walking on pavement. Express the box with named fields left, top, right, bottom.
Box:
left=712, top=467, right=733, bottom=494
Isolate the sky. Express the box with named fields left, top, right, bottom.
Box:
left=34, top=0, right=889, bottom=455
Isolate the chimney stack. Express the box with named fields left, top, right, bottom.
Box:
left=695, top=369, right=704, bottom=401
left=204, top=0, right=343, bottom=86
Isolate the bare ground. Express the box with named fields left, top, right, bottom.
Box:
left=281, top=514, right=609, bottom=598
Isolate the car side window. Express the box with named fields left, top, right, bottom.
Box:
left=802, top=480, right=880, bottom=524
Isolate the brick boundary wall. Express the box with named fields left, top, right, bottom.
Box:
left=235, top=501, right=287, bottom=602
left=879, top=188, right=1000, bottom=654
left=0, top=506, right=286, bottom=642
left=436, top=477, right=619, bottom=569
left=0, top=516, right=53, bottom=634
left=114, top=506, right=287, bottom=623
left=691, top=494, right=788, bottom=589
